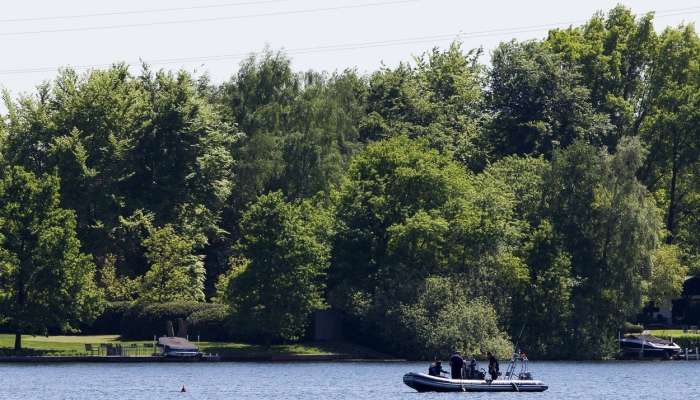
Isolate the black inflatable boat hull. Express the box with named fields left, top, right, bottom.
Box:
left=403, top=372, right=548, bottom=392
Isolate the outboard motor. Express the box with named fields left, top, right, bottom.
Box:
left=518, top=371, right=533, bottom=380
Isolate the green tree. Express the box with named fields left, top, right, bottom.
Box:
left=486, top=40, right=611, bottom=158
left=360, top=42, right=486, bottom=168
left=2, top=66, right=236, bottom=296
left=400, top=276, right=512, bottom=359
left=141, top=225, right=205, bottom=303
left=481, top=155, right=549, bottom=227
left=217, top=49, right=297, bottom=209
left=640, top=25, right=700, bottom=270
left=99, top=254, right=142, bottom=302
left=127, top=68, right=235, bottom=232
left=218, top=52, right=365, bottom=203
left=2, top=66, right=149, bottom=261
left=278, top=70, right=367, bottom=199
left=517, top=221, right=574, bottom=358
left=483, top=156, right=575, bottom=357
left=330, top=136, right=526, bottom=356
left=543, top=138, right=662, bottom=357
left=647, top=244, right=687, bottom=307
left=546, top=6, right=657, bottom=146
left=226, top=192, right=329, bottom=343
left=216, top=54, right=365, bottom=299
left=0, top=166, right=103, bottom=350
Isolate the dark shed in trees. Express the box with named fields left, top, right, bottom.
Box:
left=672, top=275, right=700, bottom=325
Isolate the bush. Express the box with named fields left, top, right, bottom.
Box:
left=399, top=277, right=513, bottom=360
left=186, top=304, right=231, bottom=341
left=80, top=301, right=132, bottom=334
left=110, top=301, right=224, bottom=339
left=79, top=301, right=234, bottom=340
left=623, top=322, right=644, bottom=334
left=672, top=335, right=700, bottom=349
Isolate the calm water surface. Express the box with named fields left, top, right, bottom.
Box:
left=0, top=361, right=697, bottom=399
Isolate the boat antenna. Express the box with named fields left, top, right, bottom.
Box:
left=513, top=324, right=526, bottom=352
left=506, top=324, right=526, bottom=380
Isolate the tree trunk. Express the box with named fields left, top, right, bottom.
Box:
left=667, top=130, right=679, bottom=244
left=14, top=331, right=21, bottom=351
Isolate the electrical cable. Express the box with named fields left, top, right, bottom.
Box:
left=0, top=0, right=418, bottom=37
left=0, top=5, right=698, bottom=76
left=0, top=0, right=295, bottom=24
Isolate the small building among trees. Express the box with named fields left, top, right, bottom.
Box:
left=672, top=275, right=700, bottom=326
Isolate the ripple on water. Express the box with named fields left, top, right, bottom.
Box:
left=0, top=360, right=697, bottom=399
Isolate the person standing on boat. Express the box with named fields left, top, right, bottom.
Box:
left=449, top=352, right=464, bottom=379
left=466, top=357, right=477, bottom=379
left=487, top=352, right=499, bottom=381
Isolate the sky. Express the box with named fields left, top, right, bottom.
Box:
left=0, top=0, right=699, bottom=101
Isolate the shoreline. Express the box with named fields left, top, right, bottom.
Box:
left=0, top=354, right=402, bottom=363
left=0, top=355, right=696, bottom=363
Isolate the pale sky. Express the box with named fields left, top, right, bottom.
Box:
left=1, top=0, right=698, bottom=100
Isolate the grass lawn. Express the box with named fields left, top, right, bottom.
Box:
left=0, top=334, right=382, bottom=358
left=0, top=335, right=152, bottom=356
left=647, top=329, right=700, bottom=347
left=648, top=329, right=700, bottom=339
left=198, top=340, right=383, bottom=358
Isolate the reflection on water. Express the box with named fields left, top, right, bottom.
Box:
left=0, top=361, right=697, bottom=399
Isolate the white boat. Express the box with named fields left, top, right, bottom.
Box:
left=618, top=335, right=681, bottom=359
left=403, top=373, right=548, bottom=392
left=156, top=336, right=202, bottom=358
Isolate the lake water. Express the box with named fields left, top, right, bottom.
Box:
left=0, top=361, right=697, bottom=399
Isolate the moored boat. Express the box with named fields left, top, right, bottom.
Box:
left=403, top=373, right=548, bottom=392
left=156, top=336, right=203, bottom=358
left=618, top=335, right=680, bottom=359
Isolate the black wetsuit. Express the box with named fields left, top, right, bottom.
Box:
left=428, top=363, right=447, bottom=377
left=488, top=355, right=499, bottom=381
left=449, top=354, right=464, bottom=379
left=467, top=359, right=477, bottom=379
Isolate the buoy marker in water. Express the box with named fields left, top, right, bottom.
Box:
left=181, top=385, right=187, bottom=393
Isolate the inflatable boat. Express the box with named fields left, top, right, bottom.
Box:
left=403, top=373, right=548, bottom=392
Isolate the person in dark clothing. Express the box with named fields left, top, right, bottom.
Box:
left=487, top=352, right=499, bottom=381
left=428, top=361, right=447, bottom=377
left=449, top=352, right=465, bottom=379
left=466, top=357, right=477, bottom=379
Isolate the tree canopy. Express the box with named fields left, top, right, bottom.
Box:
left=0, top=166, right=103, bottom=350
left=0, top=5, right=696, bottom=359
left=225, top=192, right=330, bottom=343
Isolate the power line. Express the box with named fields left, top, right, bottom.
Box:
left=656, top=8, right=700, bottom=19
left=4, top=0, right=697, bottom=26
left=0, top=2, right=695, bottom=38
left=0, top=27, right=560, bottom=75
left=0, top=0, right=294, bottom=24
left=0, top=0, right=418, bottom=37
left=1, top=5, right=699, bottom=76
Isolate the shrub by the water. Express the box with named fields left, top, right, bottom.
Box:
left=81, top=301, right=233, bottom=340
left=622, top=322, right=644, bottom=334
left=120, top=302, right=212, bottom=339
left=671, top=335, right=700, bottom=350
left=399, top=277, right=513, bottom=360
left=186, top=304, right=231, bottom=341
left=81, top=301, right=132, bottom=334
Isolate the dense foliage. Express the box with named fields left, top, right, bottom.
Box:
left=0, top=167, right=103, bottom=349
left=88, top=301, right=227, bottom=340
left=329, top=136, right=525, bottom=357
left=0, top=6, right=697, bottom=358
left=224, top=191, right=330, bottom=344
